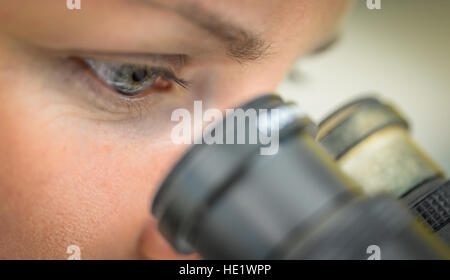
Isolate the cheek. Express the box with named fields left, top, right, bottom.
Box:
left=0, top=90, right=184, bottom=259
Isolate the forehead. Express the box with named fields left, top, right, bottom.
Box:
left=1, top=0, right=334, bottom=35
left=0, top=0, right=349, bottom=62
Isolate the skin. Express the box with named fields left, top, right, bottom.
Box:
left=0, top=0, right=352, bottom=259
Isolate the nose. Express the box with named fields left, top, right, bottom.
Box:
left=138, top=217, right=202, bottom=260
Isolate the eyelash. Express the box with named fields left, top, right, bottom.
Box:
left=67, top=56, right=190, bottom=119
left=82, top=58, right=189, bottom=95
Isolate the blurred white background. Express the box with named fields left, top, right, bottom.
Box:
left=279, top=0, right=450, bottom=173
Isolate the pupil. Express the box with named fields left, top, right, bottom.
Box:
left=131, top=69, right=148, bottom=82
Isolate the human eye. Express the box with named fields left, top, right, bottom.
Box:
left=82, top=58, right=189, bottom=98
left=57, top=54, right=191, bottom=120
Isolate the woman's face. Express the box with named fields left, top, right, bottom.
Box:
left=0, top=0, right=351, bottom=259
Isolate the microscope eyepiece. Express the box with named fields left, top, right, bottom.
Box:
left=152, top=94, right=449, bottom=259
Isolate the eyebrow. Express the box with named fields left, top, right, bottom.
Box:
left=135, top=0, right=271, bottom=62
